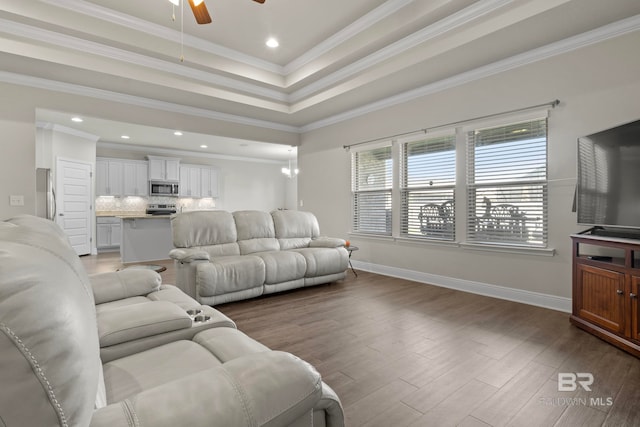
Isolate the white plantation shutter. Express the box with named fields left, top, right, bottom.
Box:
left=351, top=145, right=393, bottom=235
left=400, top=133, right=456, bottom=240
left=466, top=118, right=548, bottom=246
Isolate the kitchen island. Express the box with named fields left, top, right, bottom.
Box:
left=118, top=215, right=174, bottom=263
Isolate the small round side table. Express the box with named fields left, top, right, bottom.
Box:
left=346, top=246, right=359, bottom=277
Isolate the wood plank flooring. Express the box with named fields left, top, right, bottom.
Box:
left=82, top=253, right=640, bottom=426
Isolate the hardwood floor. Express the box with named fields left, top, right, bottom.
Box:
left=82, top=254, right=640, bottom=426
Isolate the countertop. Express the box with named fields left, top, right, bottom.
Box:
left=96, top=211, right=172, bottom=219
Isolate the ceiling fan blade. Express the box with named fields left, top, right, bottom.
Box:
left=253, top=0, right=266, bottom=3
left=188, top=0, right=212, bottom=24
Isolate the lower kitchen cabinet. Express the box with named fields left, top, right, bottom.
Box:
left=97, top=217, right=121, bottom=251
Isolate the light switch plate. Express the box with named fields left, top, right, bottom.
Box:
left=10, top=195, right=24, bottom=206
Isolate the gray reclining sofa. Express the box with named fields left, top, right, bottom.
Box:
left=0, top=215, right=344, bottom=427
left=170, top=210, right=349, bottom=305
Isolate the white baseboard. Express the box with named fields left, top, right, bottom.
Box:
left=350, top=260, right=572, bottom=313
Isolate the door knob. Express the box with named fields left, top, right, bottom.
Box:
left=616, top=289, right=624, bottom=295
left=630, top=293, right=637, bottom=299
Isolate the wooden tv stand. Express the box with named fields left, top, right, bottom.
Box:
left=571, top=228, right=640, bottom=358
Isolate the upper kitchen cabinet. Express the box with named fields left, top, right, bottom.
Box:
left=147, top=156, right=180, bottom=182
left=96, top=158, right=123, bottom=197
left=200, top=166, right=219, bottom=198
left=123, top=161, right=148, bottom=197
left=179, top=164, right=202, bottom=197
left=180, top=164, right=218, bottom=198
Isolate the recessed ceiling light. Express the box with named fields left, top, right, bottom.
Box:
left=121, top=135, right=130, bottom=140
left=266, top=38, right=279, bottom=48
left=174, top=131, right=183, bottom=136
left=71, top=117, right=83, bottom=122
left=200, top=145, right=208, bottom=148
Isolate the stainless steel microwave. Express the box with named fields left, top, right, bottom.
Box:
left=149, top=181, right=179, bottom=196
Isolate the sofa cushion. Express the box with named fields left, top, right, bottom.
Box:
left=272, top=210, right=320, bottom=249
left=293, top=247, right=349, bottom=277
left=234, top=210, right=275, bottom=240
left=193, top=328, right=270, bottom=362
left=196, top=256, right=265, bottom=297
left=234, top=210, right=280, bottom=254
left=172, top=210, right=237, bottom=248
left=95, top=296, right=150, bottom=313
left=238, top=237, right=280, bottom=255
left=97, top=301, right=193, bottom=347
left=103, top=340, right=222, bottom=403
left=257, top=250, right=307, bottom=284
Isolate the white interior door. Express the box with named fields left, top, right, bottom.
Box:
left=56, top=158, right=92, bottom=255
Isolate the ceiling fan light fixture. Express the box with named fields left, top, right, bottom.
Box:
left=266, top=38, right=279, bottom=48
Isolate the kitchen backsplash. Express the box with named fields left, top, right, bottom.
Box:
left=96, top=196, right=216, bottom=213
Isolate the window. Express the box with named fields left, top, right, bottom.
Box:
left=466, top=118, right=548, bottom=246
left=401, top=133, right=456, bottom=240
left=351, top=145, right=393, bottom=235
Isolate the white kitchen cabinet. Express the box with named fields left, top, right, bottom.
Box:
left=148, top=156, right=180, bottom=181
left=96, top=158, right=124, bottom=196
left=200, top=166, right=219, bottom=198
left=179, top=164, right=202, bottom=197
left=96, top=217, right=121, bottom=250
left=123, top=161, right=148, bottom=196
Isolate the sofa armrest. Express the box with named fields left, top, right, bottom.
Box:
left=315, top=382, right=345, bottom=427
left=97, top=301, right=192, bottom=347
left=309, top=236, right=346, bottom=248
left=169, top=248, right=210, bottom=263
left=90, top=351, right=322, bottom=427
left=90, top=269, right=161, bottom=305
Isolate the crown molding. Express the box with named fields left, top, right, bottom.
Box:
left=290, top=0, right=514, bottom=102
left=97, top=141, right=284, bottom=165
left=36, top=121, right=100, bottom=141
left=38, top=0, right=284, bottom=75
left=3, top=14, right=638, bottom=135
left=0, top=18, right=288, bottom=104
left=300, top=14, right=640, bottom=132
left=0, top=71, right=300, bottom=133
left=41, top=0, right=417, bottom=80
left=282, top=0, right=415, bottom=75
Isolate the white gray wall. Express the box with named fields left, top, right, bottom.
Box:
left=297, top=31, right=640, bottom=309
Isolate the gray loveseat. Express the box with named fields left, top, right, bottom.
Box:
left=170, top=210, right=348, bottom=305
left=0, top=215, right=344, bottom=427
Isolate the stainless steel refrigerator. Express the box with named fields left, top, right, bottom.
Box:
left=35, top=168, right=56, bottom=220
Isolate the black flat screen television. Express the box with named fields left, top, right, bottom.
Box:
left=577, top=119, right=640, bottom=232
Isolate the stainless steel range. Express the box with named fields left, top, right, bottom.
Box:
left=145, top=203, right=177, bottom=216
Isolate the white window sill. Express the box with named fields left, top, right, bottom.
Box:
left=348, top=233, right=556, bottom=256
left=460, top=241, right=556, bottom=257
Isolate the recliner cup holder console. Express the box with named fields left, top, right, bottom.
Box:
left=193, top=315, right=211, bottom=322
left=186, top=308, right=203, bottom=316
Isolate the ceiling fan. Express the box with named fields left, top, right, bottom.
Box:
left=169, top=0, right=265, bottom=25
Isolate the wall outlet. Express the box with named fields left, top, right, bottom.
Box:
left=10, top=195, right=24, bottom=206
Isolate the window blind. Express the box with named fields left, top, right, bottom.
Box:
left=351, top=145, right=393, bottom=235
left=401, top=134, right=456, bottom=240
left=466, top=118, right=548, bottom=246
